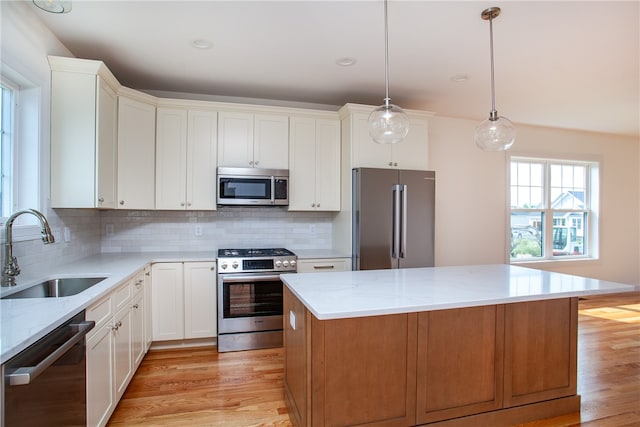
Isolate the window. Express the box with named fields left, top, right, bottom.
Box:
left=1, top=78, right=16, bottom=217
left=0, top=66, right=42, bottom=242
left=509, top=157, right=599, bottom=262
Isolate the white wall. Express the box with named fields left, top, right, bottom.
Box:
left=429, top=116, right=640, bottom=285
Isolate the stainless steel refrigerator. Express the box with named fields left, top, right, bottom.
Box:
left=352, top=168, right=435, bottom=270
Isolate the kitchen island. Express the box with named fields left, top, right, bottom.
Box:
left=280, top=265, right=634, bottom=427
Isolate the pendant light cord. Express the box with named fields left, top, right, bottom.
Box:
left=383, top=0, right=390, bottom=107
left=489, top=13, right=497, bottom=119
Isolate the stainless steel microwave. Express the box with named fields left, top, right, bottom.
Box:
left=217, top=167, right=289, bottom=206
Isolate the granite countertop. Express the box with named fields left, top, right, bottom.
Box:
left=281, top=264, right=635, bottom=321
left=0, top=252, right=215, bottom=363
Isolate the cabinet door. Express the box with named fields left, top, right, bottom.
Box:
left=504, top=298, right=578, bottom=407
left=314, top=119, right=340, bottom=210
left=117, top=96, right=156, bottom=209
left=351, top=112, right=393, bottom=168
left=184, top=262, right=217, bottom=339
left=95, top=77, right=117, bottom=208
left=253, top=114, right=289, bottom=169
left=113, top=306, right=133, bottom=400
left=288, top=117, right=317, bottom=210
left=131, top=292, right=145, bottom=368
left=86, top=323, right=114, bottom=427
left=143, top=266, right=153, bottom=351
left=416, top=305, right=504, bottom=424
left=217, top=111, right=254, bottom=167
left=151, top=263, right=185, bottom=341
left=155, top=107, right=188, bottom=209
left=187, top=110, right=218, bottom=210
left=392, top=117, right=428, bottom=170
left=50, top=71, right=98, bottom=208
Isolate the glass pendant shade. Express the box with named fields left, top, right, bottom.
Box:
left=33, top=0, right=72, bottom=13
left=474, top=113, right=515, bottom=151
left=368, top=103, right=410, bottom=144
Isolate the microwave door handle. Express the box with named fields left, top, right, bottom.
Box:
left=270, top=176, right=275, bottom=204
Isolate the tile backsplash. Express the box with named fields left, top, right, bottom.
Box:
left=2, top=207, right=335, bottom=279
left=100, top=207, right=335, bottom=253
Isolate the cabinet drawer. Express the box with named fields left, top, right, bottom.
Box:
left=87, top=295, right=113, bottom=332
left=132, top=273, right=144, bottom=296
left=297, top=258, right=351, bottom=273
left=113, top=280, right=132, bottom=311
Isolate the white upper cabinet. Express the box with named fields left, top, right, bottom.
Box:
left=117, top=91, right=156, bottom=209
left=156, top=106, right=218, bottom=210
left=218, top=111, right=289, bottom=169
left=289, top=116, right=340, bottom=211
left=49, top=56, right=119, bottom=208
left=340, top=104, right=431, bottom=171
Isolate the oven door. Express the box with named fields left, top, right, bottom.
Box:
left=217, top=273, right=284, bottom=334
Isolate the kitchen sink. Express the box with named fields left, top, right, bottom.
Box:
left=1, top=277, right=107, bottom=299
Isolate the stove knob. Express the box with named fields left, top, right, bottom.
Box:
left=275, top=260, right=282, bottom=268
left=220, top=262, right=227, bottom=270
left=232, top=262, right=239, bottom=269
left=283, top=260, right=290, bottom=268
left=290, top=260, right=296, bottom=269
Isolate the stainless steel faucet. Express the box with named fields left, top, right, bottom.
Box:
left=2, top=209, right=55, bottom=286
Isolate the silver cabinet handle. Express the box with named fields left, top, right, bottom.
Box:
left=313, top=265, right=335, bottom=270
left=180, top=202, right=185, bottom=207
left=6, top=320, right=95, bottom=386
left=98, top=197, right=104, bottom=203
left=249, top=160, right=254, bottom=165
left=133, top=304, right=139, bottom=309
left=119, top=200, right=125, bottom=205
left=254, top=160, right=259, bottom=165
left=388, top=162, right=393, bottom=166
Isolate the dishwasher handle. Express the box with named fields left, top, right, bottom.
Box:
left=6, top=320, right=95, bottom=386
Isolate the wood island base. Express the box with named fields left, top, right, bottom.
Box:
left=283, top=287, right=579, bottom=427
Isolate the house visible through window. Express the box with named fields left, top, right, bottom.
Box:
left=509, top=157, right=599, bottom=261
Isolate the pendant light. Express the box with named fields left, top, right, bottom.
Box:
left=32, top=0, right=72, bottom=13
left=368, top=0, right=409, bottom=145
left=474, top=7, right=515, bottom=151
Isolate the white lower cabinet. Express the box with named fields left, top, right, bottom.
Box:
left=152, top=262, right=217, bottom=342
left=297, top=258, right=352, bottom=273
left=86, top=269, right=147, bottom=427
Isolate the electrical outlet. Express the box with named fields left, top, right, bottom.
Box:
left=309, top=224, right=316, bottom=234
left=105, top=224, right=114, bottom=236
left=195, top=224, right=203, bottom=236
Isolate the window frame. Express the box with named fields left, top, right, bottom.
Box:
left=508, top=155, right=599, bottom=263
left=0, top=66, right=44, bottom=243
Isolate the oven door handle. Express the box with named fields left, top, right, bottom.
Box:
left=219, top=274, right=282, bottom=283
left=6, top=320, right=95, bottom=386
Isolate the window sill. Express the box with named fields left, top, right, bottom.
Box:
left=511, top=257, right=600, bottom=269
left=0, top=224, right=43, bottom=244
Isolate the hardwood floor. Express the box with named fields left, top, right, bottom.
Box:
left=108, top=291, right=640, bottom=427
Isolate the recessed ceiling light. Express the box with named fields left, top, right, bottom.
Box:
left=336, top=57, right=357, bottom=67
left=450, top=74, right=470, bottom=83
left=192, top=39, right=213, bottom=49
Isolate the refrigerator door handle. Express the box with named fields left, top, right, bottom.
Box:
left=392, top=185, right=401, bottom=259
left=400, top=184, right=408, bottom=258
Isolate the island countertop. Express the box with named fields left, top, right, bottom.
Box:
left=280, top=264, right=635, bottom=320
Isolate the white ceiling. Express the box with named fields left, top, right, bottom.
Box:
left=31, top=0, right=639, bottom=137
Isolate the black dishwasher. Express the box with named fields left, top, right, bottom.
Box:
left=2, top=310, right=95, bottom=427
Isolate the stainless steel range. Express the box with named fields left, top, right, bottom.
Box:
left=217, top=248, right=296, bottom=352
